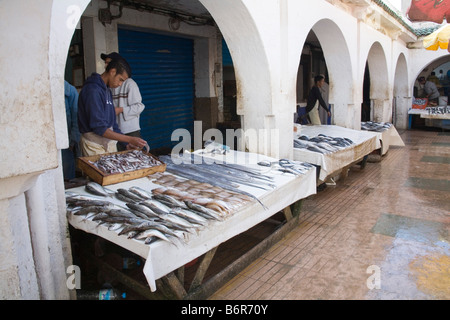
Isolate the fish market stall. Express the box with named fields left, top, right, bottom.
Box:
left=408, top=107, right=450, bottom=130
left=361, top=122, right=404, bottom=155
left=293, top=125, right=378, bottom=183
left=67, top=150, right=316, bottom=299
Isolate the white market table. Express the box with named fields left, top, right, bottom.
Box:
left=293, top=125, right=379, bottom=183
left=408, top=107, right=450, bottom=129
left=362, top=125, right=405, bottom=155
left=68, top=150, right=317, bottom=299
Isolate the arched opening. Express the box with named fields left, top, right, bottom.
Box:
left=393, top=53, right=409, bottom=129
left=412, top=54, right=450, bottom=130
left=311, top=19, right=354, bottom=128
left=296, top=20, right=354, bottom=127
left=365, top=42, right=390, bottom=123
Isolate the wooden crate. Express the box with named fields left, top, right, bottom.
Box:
left=77, top=150, right=166, bottom=186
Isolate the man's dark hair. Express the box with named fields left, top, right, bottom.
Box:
left=106, top=58, right=132, bottom=78
left=314, top=75, right=324, bottom=83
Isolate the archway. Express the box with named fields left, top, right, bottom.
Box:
left=393, top=53, right=409, bottom=129
left=366, top=42, right=390, bottom=123
left=311, top=19, right=354, bottom=128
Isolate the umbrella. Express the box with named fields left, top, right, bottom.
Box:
left=423, top=24, right=450, bottom=51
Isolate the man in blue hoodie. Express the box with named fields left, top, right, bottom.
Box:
left=78, top=57, right=147, bottom=156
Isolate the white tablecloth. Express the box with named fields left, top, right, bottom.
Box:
left=68, top=150, right=317, bottom=292
left=293, top=125, right=378, bottom=182
left=408, top=108, right=450, bottom=119
left=368, top=125, right=405, bottom=155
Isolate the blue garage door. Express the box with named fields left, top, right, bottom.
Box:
left=118, top=27, right=194, bottom=151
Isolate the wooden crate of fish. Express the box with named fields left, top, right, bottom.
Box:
left=77, top=150, right=166, bottom=186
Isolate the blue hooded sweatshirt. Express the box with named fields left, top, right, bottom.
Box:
left=78, top=73, right=122, bottom=137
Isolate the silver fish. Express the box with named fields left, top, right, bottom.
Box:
left=170, top=207, right=208, bottom=225
left=152, top=193, right=188, bottom=209
left=85, top=182, right=114, bottom=197
left=73, top=205, right=113, bottom=216
left=184, top=201, right=222, bottom=221
left=115, top=192, right=138, bottom=203
left=129, top=186, right=153, bottom=200
left=134, top=228, right=172, bottom=243
left=159, top=213, right=195, bottom=229
left=117, top=188, right=145, bottom=202
left=126, top=202, right=158, bottom=218
left=140, top=200, right=171, bottom=216
left=68, top=199, right=112, bottom=207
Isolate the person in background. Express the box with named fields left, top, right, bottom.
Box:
left=318, top=74, right=330, bottom=125
left=306, top=75, right=331, bottom=125
left=62, top=80, right=80, bottom=180
left=418, top=76, right=440, bottom=105
left=77, top=57, right=147, bottom=156
left=101, top=52, right=145, bottom=151
left=427, top=71, right=440, bottom=87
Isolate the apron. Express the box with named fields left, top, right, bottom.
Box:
left=309, top=100, right=322, bottom=125
left=80, top=131, right=117, bottom=156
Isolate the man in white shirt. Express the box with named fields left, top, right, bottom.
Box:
left=101, top=52, right=146, bottom=151
left=418, top=76, right=440, bottom=105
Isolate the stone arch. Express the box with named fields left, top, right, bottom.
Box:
left=311, top=18, right=354, bottom=128
left=366, top=41, right=390, bottom=122
left=199, top=0, right=273, bottom=155
left=393, top=53, right=409, bottom=129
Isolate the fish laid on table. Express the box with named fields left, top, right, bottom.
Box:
left=85, top=181, right=114, bottom=197
left=89, top=150, right=163, bottom=174
left=361, top=121, right=392, bottom=132
left=294, top=133, right=355, bottom=154
left=116, top=188, right=145, bottom=202
left=152, top=193, right=188, bottom=209
left=170, top=207, right=208, bottom=226
left=126, top=202, right=158, bottom=219
left=184, top=200, right=223, bottom=221
left=72, top=204, right=114, bottom=216
left=128, top=186, right=153, bottom=200
left=159, top=155, right=268, bottom=210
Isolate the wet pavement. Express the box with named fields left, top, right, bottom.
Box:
left=210, top=129, right=450, bottom=300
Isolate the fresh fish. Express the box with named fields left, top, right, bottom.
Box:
left=68, top=199, right=112, bottom=207
left=184, top=201, right=223, bottom=221
left=115, top=192, right=138, bottom=203
left=90, top=150, right=163, bottom=174
left=73, top=205, right=113, bottom=216
left=126, top=202, right=158, bottom=219
left=117, top=188, right=145, bottom=202
left=93, top=215, right=147, bottom=225
left=170, top=207, right=208, bottom=225
left=140, top=199, right=171, bottom=216
left=107, top=208, right=141, bottom=219
left=152, top=193, right=188, bottom=209
left=159, top=212, right=196, bottom=229
left=66, top=193, right=106, bottom=202
left=133, top=228, right=173, bottom=244
left=129, top=186, right=153, bottom=200
left=159, top=155, right=269, bottom=210
left=85, top=182, right=114, bottom=197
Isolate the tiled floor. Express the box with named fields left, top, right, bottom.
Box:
left=210, top=129, right=450, bottom=300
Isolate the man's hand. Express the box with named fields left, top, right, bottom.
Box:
left=115, top=107, right=123, bottom=115
left=127, top=136, right=147, bottom=150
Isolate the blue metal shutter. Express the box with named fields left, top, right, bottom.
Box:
left=118, top=27, right=194, bottom=150
left=222, top=39, right=233, bottom=67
